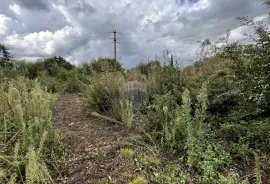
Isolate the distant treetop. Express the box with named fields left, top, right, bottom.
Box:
left=0, top=44, right=13, bottom=67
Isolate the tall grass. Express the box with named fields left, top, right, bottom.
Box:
left=0, top=77, right=64, bottom=183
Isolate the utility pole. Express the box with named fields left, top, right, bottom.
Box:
left=113, top=30, right=117, bottom=61
left=170, top=54, right=174, bottom=66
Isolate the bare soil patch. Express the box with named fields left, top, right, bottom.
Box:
left=53, top=95, right=145, bottom=184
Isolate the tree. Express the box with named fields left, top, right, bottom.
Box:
left=0, top=44, right=13, bottom=67
left=90, top=57, right=123, bottom=73
left=44, top=56, right=74, bottom=71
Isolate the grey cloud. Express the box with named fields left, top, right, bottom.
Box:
left=0, top=1, right=10, bottom=15
left=175, top=15, right=188, bottom=24
left=13, top=0, right=49, bottom=11
left=0, top=0, right=268, bottom=68
left=168, top=0, right=267, bottom=44
left=121, top=2, right=132, bottom=15
left=61, top=0, right=96, bottom=15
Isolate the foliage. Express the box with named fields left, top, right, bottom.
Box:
left=0, top=77, right=64, bottom=183
left=136, top=60, right=161, bottom=76
left=90, top=57, right=123, bottom=73
left=78, top=62, right=92, bottom=75
left=0, top=44, right=13, bottom=67
left=26, top=56, right=74, bottom=79
left=58, top=69, right=89, bottom=94
left=86, top=71, right=124, bottom=120
left=147, top=61, right=184, bottom=101
left=120, top=99, right=133, bottom=128
left=1, top=58, right=91, bottom=94
left=186, top=85, right=208, bottom=168
left=254, top=152, right=262, bottom=184
left=152, top=163, right=191, bottom=184
left=200, top=143, right=230, bottom=183
left=218, top=172, right=249, bottom=184
left=1, top=1, right=270, bottom=183
left=127, top=2, right=270, bottom=183
left=143, top=92, right=178, bottom=148
left=44, top=56, right=74, bottom=71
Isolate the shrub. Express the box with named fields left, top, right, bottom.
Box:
left=87, top=72, right=124, bottom=120
left=147, top=61, right=184, bottom=100
left=152, top=164, right=189, bottom=184
left=59, top=70, right=87, bottom=94
left=144, top=92, right=178, bottom=147
left=218, top=172, right=249, bottom=184
left=90, top=57, right=123, bottom=73
left=186, top=84, right=208, bottom=168
left=200, top=143, right=230, bottom=183
left=37, top=72, right=61, bottom=93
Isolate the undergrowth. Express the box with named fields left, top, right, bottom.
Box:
left=0, top=77, right=65, bottom=183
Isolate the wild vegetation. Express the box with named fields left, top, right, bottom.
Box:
left=84, top=2, right=270, bottom=183
left=0, top=77, right=64, bottom=183
left=0, top=1, right=270, bottom=183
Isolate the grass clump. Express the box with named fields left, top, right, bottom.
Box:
left=120, top=148, right=134, bottom=159
left=129, top=176, right=147, bottom=184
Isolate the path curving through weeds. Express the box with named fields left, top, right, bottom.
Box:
left=53, top=95, right=144, bottom=184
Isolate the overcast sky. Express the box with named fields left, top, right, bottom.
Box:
left=0, top=0, right=268, bottom=68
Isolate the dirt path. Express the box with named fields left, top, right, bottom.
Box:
left=53, top=95, right=144, bottom=184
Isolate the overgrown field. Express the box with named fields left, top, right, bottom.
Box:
left=1, top=1, right=270, bottom=183
left=85, top=4, right=270, bottom=183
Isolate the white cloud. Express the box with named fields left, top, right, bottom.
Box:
left=0, top=14, right=18, bottom=37
left=186, top=0, right=211, bottom=12
left=3, top=26, right=80, bottom=58
left=0, top=14, right=11, bottom=35
left=254, top=14, right=268, bottom=21
left=229, top=27, right=246, bottom=42
left=9, top=4, right=22, bottom=15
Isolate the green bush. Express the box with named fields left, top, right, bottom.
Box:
left=86, top=72, right=124, bottom=120
left=37, top=72, right=61, bottom=93
left=90, top=57, right=123, bottom=73
left=59, top=70, right=88, bottom=94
